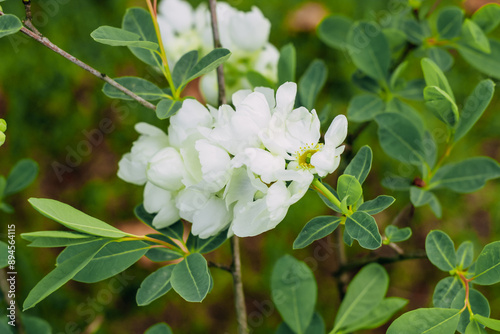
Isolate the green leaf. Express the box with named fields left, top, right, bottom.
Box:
left=135, top=204, right=184, bottom=241
left=271, top=255, right=317, bottom=334
left=145, top=323, right=173, bottom=334
left=23, top=239, right=109, bottom=310
left=382, top=174, right=412, bottom=191
left=465, top=320, right=487, bottom=334
left=171, top=253, right=212, bottom=302
left=429, top=193, right=443, bottom=218
left=347, top=94, right=385, bottom=122
left=247, top=71, right=274, bottom=88
left=145, top=248, right=183, bottom=262
left=402, top=18, right=428, bottom=44
left=358, top=195, right=395, bottom=215
left=122, top=7, right=161, bottom=67
left=21, top=231, right=100, bottom=247
left=424, top=86, right=459, bottom=127
left=0, top=14, right=23, bottom=39
left=344, top=211, right=382, bottom=250
left=137, top=265, right=175, bottom=306
left=57, top=240, right=148, bottom=283
left=192, top=229, right=228, bottom=253
left=102, top=77, right=165, bottom=101
left=430, top=157, right=500, bottom=193
left=278, top=43, right=296, bottom=85
left=433, top=277, right=463, bottom=308
left=342, top=297, right=408, bottom=332
left=4, top=159, right=39, bottom=197
left=461, top=19, right=490, bottom=53
left=410, top=186, right=435, bottom=207
left=352, top=70, right=381, bottom=94
left=471, top=3, right=500, bottom=34
left=276, top=313, right=325, bottom=334
left=385, top=98, right=426, bottom=131
left=394, top=79, right=426, bottom=101
left=451, top=288, right=490, bottom=333
left=186, top=48, right=231, bottom=83
left=437, top=7, right=464, bottom=40
left=316, top=182, right=342, bottom=213
left=474, top=315, right=500, bottom=331
left=473, top=241, right=500, bottom=285
left=28, top=198, right=129, bottom=238
left=347, top=22, right=391, bottom=81
left=344, top=146, right=372, bottom=185
left=172, top=50, right=199, bottom=88
left=90, top=26, right=158, bottom=49
left=456, top=241, right=474, bottom=269
left=427, top=47, right=454, bottom=72
left=337, top=175, right=362, bottom=206
left=454, top=79, right=495, bottom=143
left=421, top=58, right=455, bottom=101
left=298, top=59, right=327, bottom=110
left=333, top=263, right=388, bottom=332
left=425, top=230, right=457, bottom=272
left=156, top=98, right=183, bottom=120
left=375, top=113, right=427, bottom=166
left=387, top=308, right=461, bottom=334
left=317, top=15, right=353, bottom=49
left=343, top=228, right=354, bottom=246
left=385, top=225, right=412, bottom=243
left=293, top=216, right=341, bottom=249
left=22, top=315, right=52, bottom=334
left=457, top=38, right=500, bottom=80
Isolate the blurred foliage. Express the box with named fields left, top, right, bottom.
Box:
left=0, top=0, right=499, bottom=333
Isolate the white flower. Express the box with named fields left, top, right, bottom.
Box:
left=168, top=99, right=213, bottom=148
left=117, top=123, right=169, bottom=185
left=227, top=6, right=270, bottom=52
left=143, top=182, right=180, bottom=229
left=146, top=147, right=185, bottom=191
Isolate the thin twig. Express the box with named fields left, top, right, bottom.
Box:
left=335, top=229, right=349, bottom=300
left=230, top=236, right=248, bottom=334
left=0, top=11, right=156, bottom=111
left=333, top=250, right=428, bottom=277
left=208, top=261, right=231, bottom=273
left=208, top=0, right=227, bottom=105
left=21, top=0, right=42, bottom=36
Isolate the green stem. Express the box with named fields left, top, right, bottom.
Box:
left=311, top=178, right=342, bottom=209
left=145, top=0, right=178, bottom=99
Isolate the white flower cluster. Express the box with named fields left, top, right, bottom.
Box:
left=157, top=0, right=278, bottom=104
left=118, top=82, right=347, bottom=238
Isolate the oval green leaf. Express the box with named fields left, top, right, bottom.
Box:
left=171, top=253, right=211, bottom=302
left=90, top=26, right=158, bottom=50
left=387, top=308, right=461, bottom=334
left=293, top=216, right=341, bottom=249
left=102, top=77, right=165, bottom=101
left=0, top=14, right=23, bottom=39
left=4, top=159, right=39, bottom=197
left=137, top=265, right=175, bottom=306
left=473, top=241, right=500, bottom=285
left=425, top=230, right=457, bottom=272
left=344, top=211, right=382, bottom=250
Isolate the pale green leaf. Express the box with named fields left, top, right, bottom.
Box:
left=461, top=19, right=490, bottom=53
left=457, top=38, right=500, bottom=80
left=102, top=77, right=165, bottom=101
left=0, top=14, right=22, bottom=39
left=451, top=288, right=490, bottom=333
left=137, top=265, right=175, bottom=306
left=145, top=323, right=173, bottom=334
left=278, top=43, right=296, bottom=85
left=456, top=241, right=474, bottom=269
left=421, top=58, right=455, bottom=101
left=424, top=86, right=459, bottom=127
left=298, top=59, right=327, bottom=110
left=473, top=241, right=500, bottom=285
left=4, top=159, right=39, bottom=197
left=465, top=320, right=487, bottom=334
left=317, top=15, right=353, bottom=49
left=156, top=98, right=183, bottom=120
left=437, top=7, right=464, bottom=40
left=21, top=231, right=100, bottom=247
left=474, top=314, right=500, bottom=331
left=347, top=94, right=385, bottom=122
left=471, top=3, right=500, bottom=34
left=337, top=174, right=362, bottom=206
left=427, top=47, right=454, bottom=72
left=90, top=26, right=158, bottom=49
left=186, top=48, right=231, bottom=83
left=385, top=225, right=412, bottom=243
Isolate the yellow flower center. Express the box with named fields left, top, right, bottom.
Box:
left=296, top=143, right=323, bottom=169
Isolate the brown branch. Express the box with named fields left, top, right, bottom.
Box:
left=335, top=229, right=349, bottom=300
left=208, top=0, right=227, bottom=105
left=230, top=236, right=248, bottom=334
left=208, top=261, right=231, bottom=273
left=333, top=250, right=428, bottom=277
left=0, top=10, right=156, bottom=111
left=21, top=0, right=41, bottom=36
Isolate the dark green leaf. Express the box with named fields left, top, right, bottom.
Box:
left=317, top=15, right=353, bottom=49
left=4, top=159, right=39, bottom=197
left=271, top=255, right=317, bottom=334
left=247, top=71, right=274, bottom=88
left=351, top=70, right=381, bottom=94
left=344, top=146, right=372, bottom=184
left=347, top=94, right=385, bottom=122
left=171, top=253, right=211, bottom=302
left=172, top=50, right=199, bottom=88
left=122, top=7, right=161, bottom=67
left=316, top=182, right=342, bottom=213
left=194, top=229, right=228, bottom=253
left=473, top=241, right=500, bottom=285
left=395, top=79, right=426, bottom=101
left=375, top=113, right=427, bottom=166
left=275, top=313, right=325, bottom=334
left=90, top=26, right=158, bottom=49
left=145, top=248, right=183, bottom=262
left=359, top=195, right=395, bottom=215
left=433, top=276, right=462, bottom=308
left=0, top=14, right=23, bottom=39
left=103, top=77, right=165, bottom=101
left=343, top=228, right=354, bottom=246
left=454, top=79, right=495, bottom=142
left=347, top=22, right=391, bottom=81
left=278, top=43, right=296, bottom=85
left=57, top=240, right=149, bottom=283
left=456, top=241, right=474, bottom=269
left=145, top=323, right=173, bottom=334
left=298, top=59, right=327, bottom=110
left=137, top=265, right=175, bottom=306
left=186, top=48, right=231, bottom=82
left=410, top=186, right=435, bottom=207
left=333, top=263, right=388, bottom=332
left=156, top=98, right=183, bottom=120
left=387, top=308, right=461, bottom=334
left=384, top=225, right=412, bottom=243
left=430, top=157, right=500, bottom=193
left=437, top=7, right=464, bottom=40
left=293, top=216, right=341, bottom=249
left=385, top=98, right=426, bottom=131
left=21, top=231, right=100, bottom=247
left=345, top=211, right=382, bottom=250
left=402, top=18, right=428, bottom=44
left=461, top=19, right=490, bottom=53
left=427, top=47, right=454, bottom=72
left=23, top=240, right=109, bottom=310
left=425, top=230, right=456, bottom=272
left=471, top=4, right=500, bottom=34
left=29, top=198, right=129, bottom=238
left=457, top=38, right=500, bottom=80
left=22, top=315, right=52, bottom=334
left=135, top=204, right=185, bottom=241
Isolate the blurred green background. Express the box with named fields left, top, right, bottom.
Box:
left=1, top=0, right=500, bottom=333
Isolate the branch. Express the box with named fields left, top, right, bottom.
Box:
left=230, top=236, right=248, bottom=334
left=333, top=250, right=428, bottom=277
left=21, top=0, right=41, bottom=36
left=208, top=261, right=231, bottom=273
left=208, top=0, right=227, bottom=105
left=0, top=11, right=156, bottom=111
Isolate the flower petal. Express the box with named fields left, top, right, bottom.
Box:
left=192, top=196, right=232, bottom=238
left=147, top=147, right=185, bottom=191
left=325, top=114, right=348, bottom=148
left=144, top=181, right=174, bottom=213
left=152, top=202, right=180, bottom=229
left=310, top=145, right=342, bottom=177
